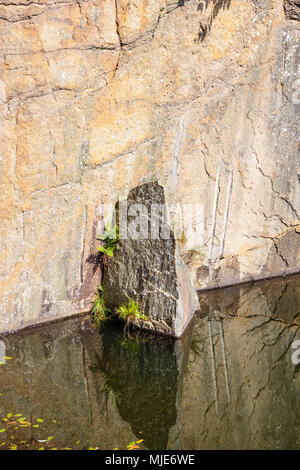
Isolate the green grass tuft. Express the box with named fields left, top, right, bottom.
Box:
left=91, top=287, right=110, bottom=329
left=116, top=299, right=148, bottom=322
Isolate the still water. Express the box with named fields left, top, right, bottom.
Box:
left=1, top=274, right=300, bottom=450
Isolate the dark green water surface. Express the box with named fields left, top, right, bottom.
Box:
left=1, top=274, right=300, bottom=450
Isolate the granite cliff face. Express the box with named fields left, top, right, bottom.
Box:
left=0, top=0, right=299, bottom=332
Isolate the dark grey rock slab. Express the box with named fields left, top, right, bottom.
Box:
left=284, top=0, right=300, bottom=20
left=102, top=182, right=199, bottom=338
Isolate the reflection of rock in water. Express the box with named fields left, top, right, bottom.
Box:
left=101, top=324, right=179, bottom=449
left=0, top=317, right=138, bottom=450
left=2, top=274, right=300, bottom=450
left=198, top=274, right=300, bottom=324
left=174, top=274, right=300, bottom=450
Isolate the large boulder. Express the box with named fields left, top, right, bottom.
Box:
left=102, top=182, right=199, bottom=338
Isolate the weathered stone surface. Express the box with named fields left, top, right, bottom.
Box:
left=196, top=226, right=300, bottom=290
left=103, top=182, right=199, bottom=337
left=284, top=0, right=300, bottom=19
left=0, top=0, right=299, bottom=332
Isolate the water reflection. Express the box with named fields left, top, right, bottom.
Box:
left=178, top=274, right=300, bottom=450
left=100, top=325, right=179, bottom=449
left=0, top=274, right=299, bottom=449
left=0, top=319, right=184, bottom=450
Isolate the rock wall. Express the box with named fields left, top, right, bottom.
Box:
left=0, top=0, right=299, bottom=332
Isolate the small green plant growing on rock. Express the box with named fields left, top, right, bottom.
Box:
left=116, top=299, right=149, bottom=338
left=116, top=299, right=148, bottom=322
left=91, top=285, right=110, bottom=329
left=96, top=223, right=119, bottom=258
